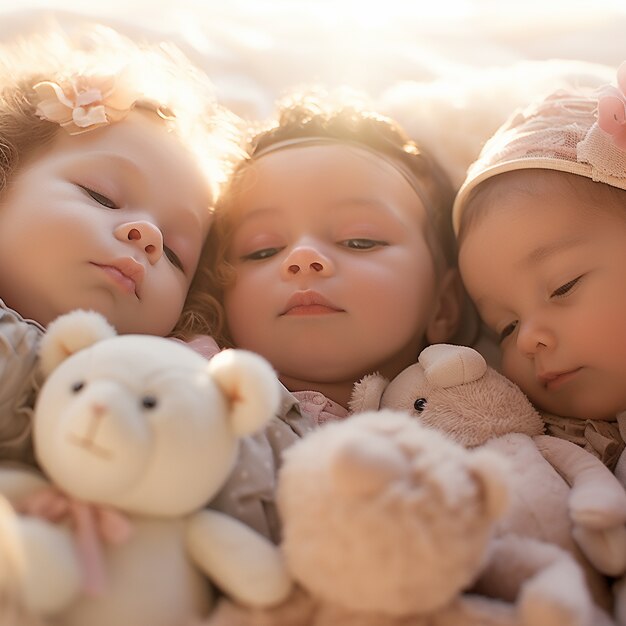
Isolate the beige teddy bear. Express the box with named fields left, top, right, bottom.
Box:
left=203, top=410, right=599, bottom=626
left=350, top=343, right=626, bottom=618
left=0, top=310, right=292, bottom=626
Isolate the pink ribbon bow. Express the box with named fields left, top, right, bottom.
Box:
left=598, top=61, right=626, bottom=149
left=16, top=487, right=133, bottom=596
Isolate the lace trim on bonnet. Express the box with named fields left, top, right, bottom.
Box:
left=452, top=61, right=626, bottom=233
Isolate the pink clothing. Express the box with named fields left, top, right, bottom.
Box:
left=170, top=335, right=221, bottom=359
left=291, top=390, right=349, bottom=425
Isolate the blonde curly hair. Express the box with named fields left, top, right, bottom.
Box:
left=0, top=23, right=244, bottom=340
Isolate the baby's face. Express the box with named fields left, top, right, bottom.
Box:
left=223, top=144, right=449, bottom=387
left=0, top=110, right=213, bottom=334
left=459, top=173, right=626, bottom=420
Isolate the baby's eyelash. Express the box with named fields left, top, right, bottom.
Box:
left=341, top=238, right=388, bottom=250
left=241, top=247, right=282, bottom=261
left=79, top=185, right=118, bottom=209
left=164, top=246, right=184, bottom=272
left=499, top=320, right=518, bottom=343
left=550, top=275, right=582, bottom=298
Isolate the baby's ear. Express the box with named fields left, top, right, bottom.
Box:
left=426, top=268, right=464, bottom=343
left=39, top=310, right=117, bottom=377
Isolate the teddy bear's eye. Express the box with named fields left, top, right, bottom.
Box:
left=413, top=398, right=427, bottom=412
left=71, top=381, right=85, bottom=393
left=141, top=396, right=158, bottom=410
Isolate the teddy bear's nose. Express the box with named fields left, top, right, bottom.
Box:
left=91, top=403, right=106, bottom=418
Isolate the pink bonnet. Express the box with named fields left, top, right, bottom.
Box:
left=452, top=62, right=626, bottom=235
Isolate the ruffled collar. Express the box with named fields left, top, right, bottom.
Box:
left=542, top=411, right=626, bottom=471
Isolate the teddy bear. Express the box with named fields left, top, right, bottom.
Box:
left=0, top=309, right=292, bottom=626
left=202, top=410, right=599, bottom=626
left=349, top=343, right=626, bottom=617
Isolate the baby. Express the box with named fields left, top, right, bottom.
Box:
left=0, top=24, right=241, bottom=468
left=207, top=90, right=464, bottom=540
left=454, top=62, right=626, bottom=471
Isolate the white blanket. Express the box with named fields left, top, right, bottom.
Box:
left=0, top=2, right=623, bottom=186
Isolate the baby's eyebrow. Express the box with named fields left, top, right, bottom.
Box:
left=80, top=152, right=146, bottom=184
left=330, top=197, right=390, bottom=210
left=519, top=235, right=586, bottom=268
left=234, top=206, right=280, bottom=226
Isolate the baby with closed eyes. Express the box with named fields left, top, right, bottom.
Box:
left=0, top=24, right=241, bottom=468
left=454, top=63, right=626, bottom=477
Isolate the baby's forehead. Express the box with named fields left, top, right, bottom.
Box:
left=461, top=169, right=623, bottom=239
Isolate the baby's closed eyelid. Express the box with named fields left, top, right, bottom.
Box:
left=339, top=238, right=388, bottom=250
left=164, top=245, right=185, bottom=271
left=78, top=184, right=119, bottom=209
left=240, top=246, right=284, bottom=261
left=498, top=320, right=518, bottom=342
left=550, top=274, right=583, bottom=298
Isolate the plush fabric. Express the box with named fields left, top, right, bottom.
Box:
left=351, top=343, right=626, bottom=617
left=0, top=311, right=292, bottom=626
left=203, top=411, right=600, bottom=626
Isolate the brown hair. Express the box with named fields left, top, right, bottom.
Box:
left=0, top=24, right=243, bottom=340
left=202, top=89, right=456, bottom=347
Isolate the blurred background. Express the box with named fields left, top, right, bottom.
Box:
left=0, top=0, right=624, bottom=185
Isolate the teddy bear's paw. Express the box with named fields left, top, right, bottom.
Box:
left=572, top=525, right=626, bottom=576
left=613, top=576, right=626, bottom=626
left=570, top=497, right=626, bottom=530
left=199, top=588, right=314, bottom=626
left=518, top=586, right=591, bottom=626
left=18, top=517, right=81, bottom=614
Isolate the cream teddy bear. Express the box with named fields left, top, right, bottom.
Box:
left=0, top=310, right=292, bottom=626
left=204, top=410, right=598, bottom=626
left=350, top=343, right=626, bottom=617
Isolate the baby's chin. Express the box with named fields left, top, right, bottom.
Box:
left=531, top=393, right=625, bottom=422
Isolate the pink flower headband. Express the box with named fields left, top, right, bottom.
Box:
left=33, top=68, right=162, bottom=135
left=597, top=61, right=626, bottom=149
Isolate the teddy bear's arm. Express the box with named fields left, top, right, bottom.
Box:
left=348, top=373, right=388, bottom=413
left=14, top=515, right=82, bottom=615
left=186, top=509, right=292, bottom=608
left=474, top=534, right=594, bottom=626
left=436, top=595, right=517, bottom=626
left=0, top=466, right=49, bottom=501
left=535, top=434, right=626, bottom=575
left=534, top=434, right=626, bottom=528
left=200, top=588, right=315, bottom=626
left=0, top=469, right=82, bottom=616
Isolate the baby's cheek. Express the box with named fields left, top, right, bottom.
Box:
left=500, top=350, right=532, bottom=392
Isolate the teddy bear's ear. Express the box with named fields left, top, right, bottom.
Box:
left=39, top=310, right=117, bottom=377
left=467, top=448, right=510, bottom=522
left=331, top=433, right=407, bottom=497
left=418, top=343, right=487, bottom=389
left=208, top=349, right=281, bottom=437
left=348, top=373, right=389, bottom=414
